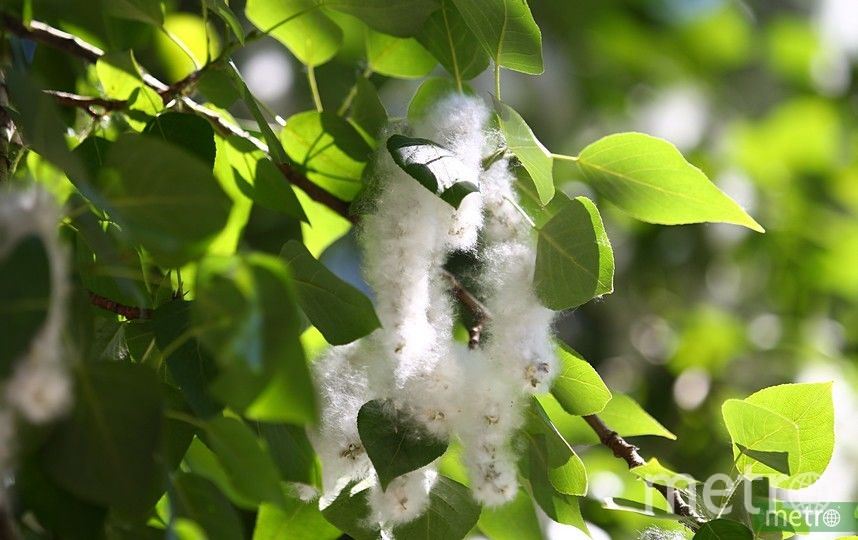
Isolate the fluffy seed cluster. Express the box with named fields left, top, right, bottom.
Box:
left=310, top=95, right=558, bottom=527
left=0, top=187, right=71, bottom=472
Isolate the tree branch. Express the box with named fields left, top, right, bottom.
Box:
left=87, top=291, right=152, bottom=320
left=45, top=89, right=126, bottom=117
left=583, top=414, right=705, bottom=529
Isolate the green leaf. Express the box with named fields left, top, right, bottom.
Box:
left=356, top=399, right=448, bottom=489
left=193, top=254, right=316, bottom=423
left=550, top=344, right=611, bottom=416
left=280, top=240, right=381, bottom=344
left=107, top=0, right=164, bottom=25
left=386, top=134, right=479, bottom=208
left=350, top=77, right=387, bottom=138
left=575, top=132, right=764, bottom=232
left=629, top=458, right=698, bottom=490
left=534, top=196, right=614, bottom=310
left=392, top=476, right=481, bottom=540
left=254, top=492, right=340, bottom=540
left=152, top=300, right=223, bottom=418
left=598, top=394, right=676, bottom=439
left=527, top=399, right=587, bottom=496
left=722, top=382, right=833, bottom=487
left=201, top=416, right=287, bottom=509
left=407, top=77, right=474, bottom=123
left=43, top=362, right=164, bottom=513
left=245, top=0, right=342, bottom=66
left=280, top=111, right=372, bottom=200
left=417, top=0, right=489, bottom=83
left=226, top=64, right=290, bottom=164
left=319, top=480, right=378, bottom=540
left=365, top=29, right=437, bottom=78
left=0, top=236, right=51, bottom=378
left=143, top=112, right=216, bottom=169
left=254, top=422, right=319, bottom=484
left=203, top=0, right=244, bottom=44
left=233, top=156, right=308, bottom=221
left=735, top=443, right=791, bottom=475
left=324, top=0, right=440, bottom=37
left=96, top=51, right=145, bottom=100
left=478, top=489, right=542, bottom=540
left=693, top=518, right=753, bottom=540
left=99, top=134, right=232, bottom=267
left=493, top=97, right=553, bottom=204
left=170, top=472, right=245, bottom=540
left=451, top=0, right=543, bottom=74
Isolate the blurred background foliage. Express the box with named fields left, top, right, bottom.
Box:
left=4, top=0, right=858, bottom=538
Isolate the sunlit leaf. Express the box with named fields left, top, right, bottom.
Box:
left=576, top=132, right=764, bottom=232
left=245, top=0, right=342, bottom=66
left=452, top=0, right=543, bottom=74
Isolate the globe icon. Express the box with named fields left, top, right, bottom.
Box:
left=822, top=509, right=840, bottom=528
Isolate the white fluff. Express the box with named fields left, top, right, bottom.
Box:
left=368, top=466, right=438, bottom=526
left=308, top=93, right=560, bottom=523
left=479, top=158, right=558, bottom=393
left=0, top=187, right=71, bottom=473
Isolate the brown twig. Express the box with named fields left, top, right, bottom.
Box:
left=2, top=14, right=103, bottom=62
left=87, top=291, right=152, bottom=320
left=443, top=271, right=489, bottom=349
left=45, top=90, right=126, bottom=117
left=277, top=163, right=355, bottom=223
left=583, top=414, right=705, bottom=529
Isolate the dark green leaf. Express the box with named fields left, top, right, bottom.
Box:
left=693, top=519, right=753, bottom=540
left=0, top=236, right=51, bottom=377
left=417, top=0, right=489, bottom=82
left=451, top=0, right=543, bottom=74
left=152, top=300, right=223, bottom=418
left=201, top=416, right=287, bottom=509
left=534, top=196, right=614, bottom=310
left=357, top=399, right=448, bottom=489
left=233, top=158, right=308, bottom=221
left=15, top=459, right=107, bottom=540
left=143, top=112, right=217, bottom=169
left=43, top=362, right=164, bottom=513
left=320, top=480, right=378, bottom=540
left=98, top=133, right=232, bottom=267
left=351, top=77, right=388, bottom=138
left=281, top=240, right=381, bottom=344
left=107, top=0, right=164, bottom=25
left=392, top=476, right=481, bottom=540
left=254, top=422, right=319, bottom=484
left=170, top=472, right=245, bottom=540
left=736, top=444, right=791, bottom=475
left=386, top=134, right=480, bottom=208
left=204, top=0, right=244, bottom=43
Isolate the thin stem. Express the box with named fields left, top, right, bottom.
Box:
left=504, top=194, right=536, bottom=228
left=337, top=66, right=373, bottom=116
left=307, top=64, right=323, bottom=112
left=551, top=152, right=579, bottom=162
left=494, top=63, right=502, bottom=100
